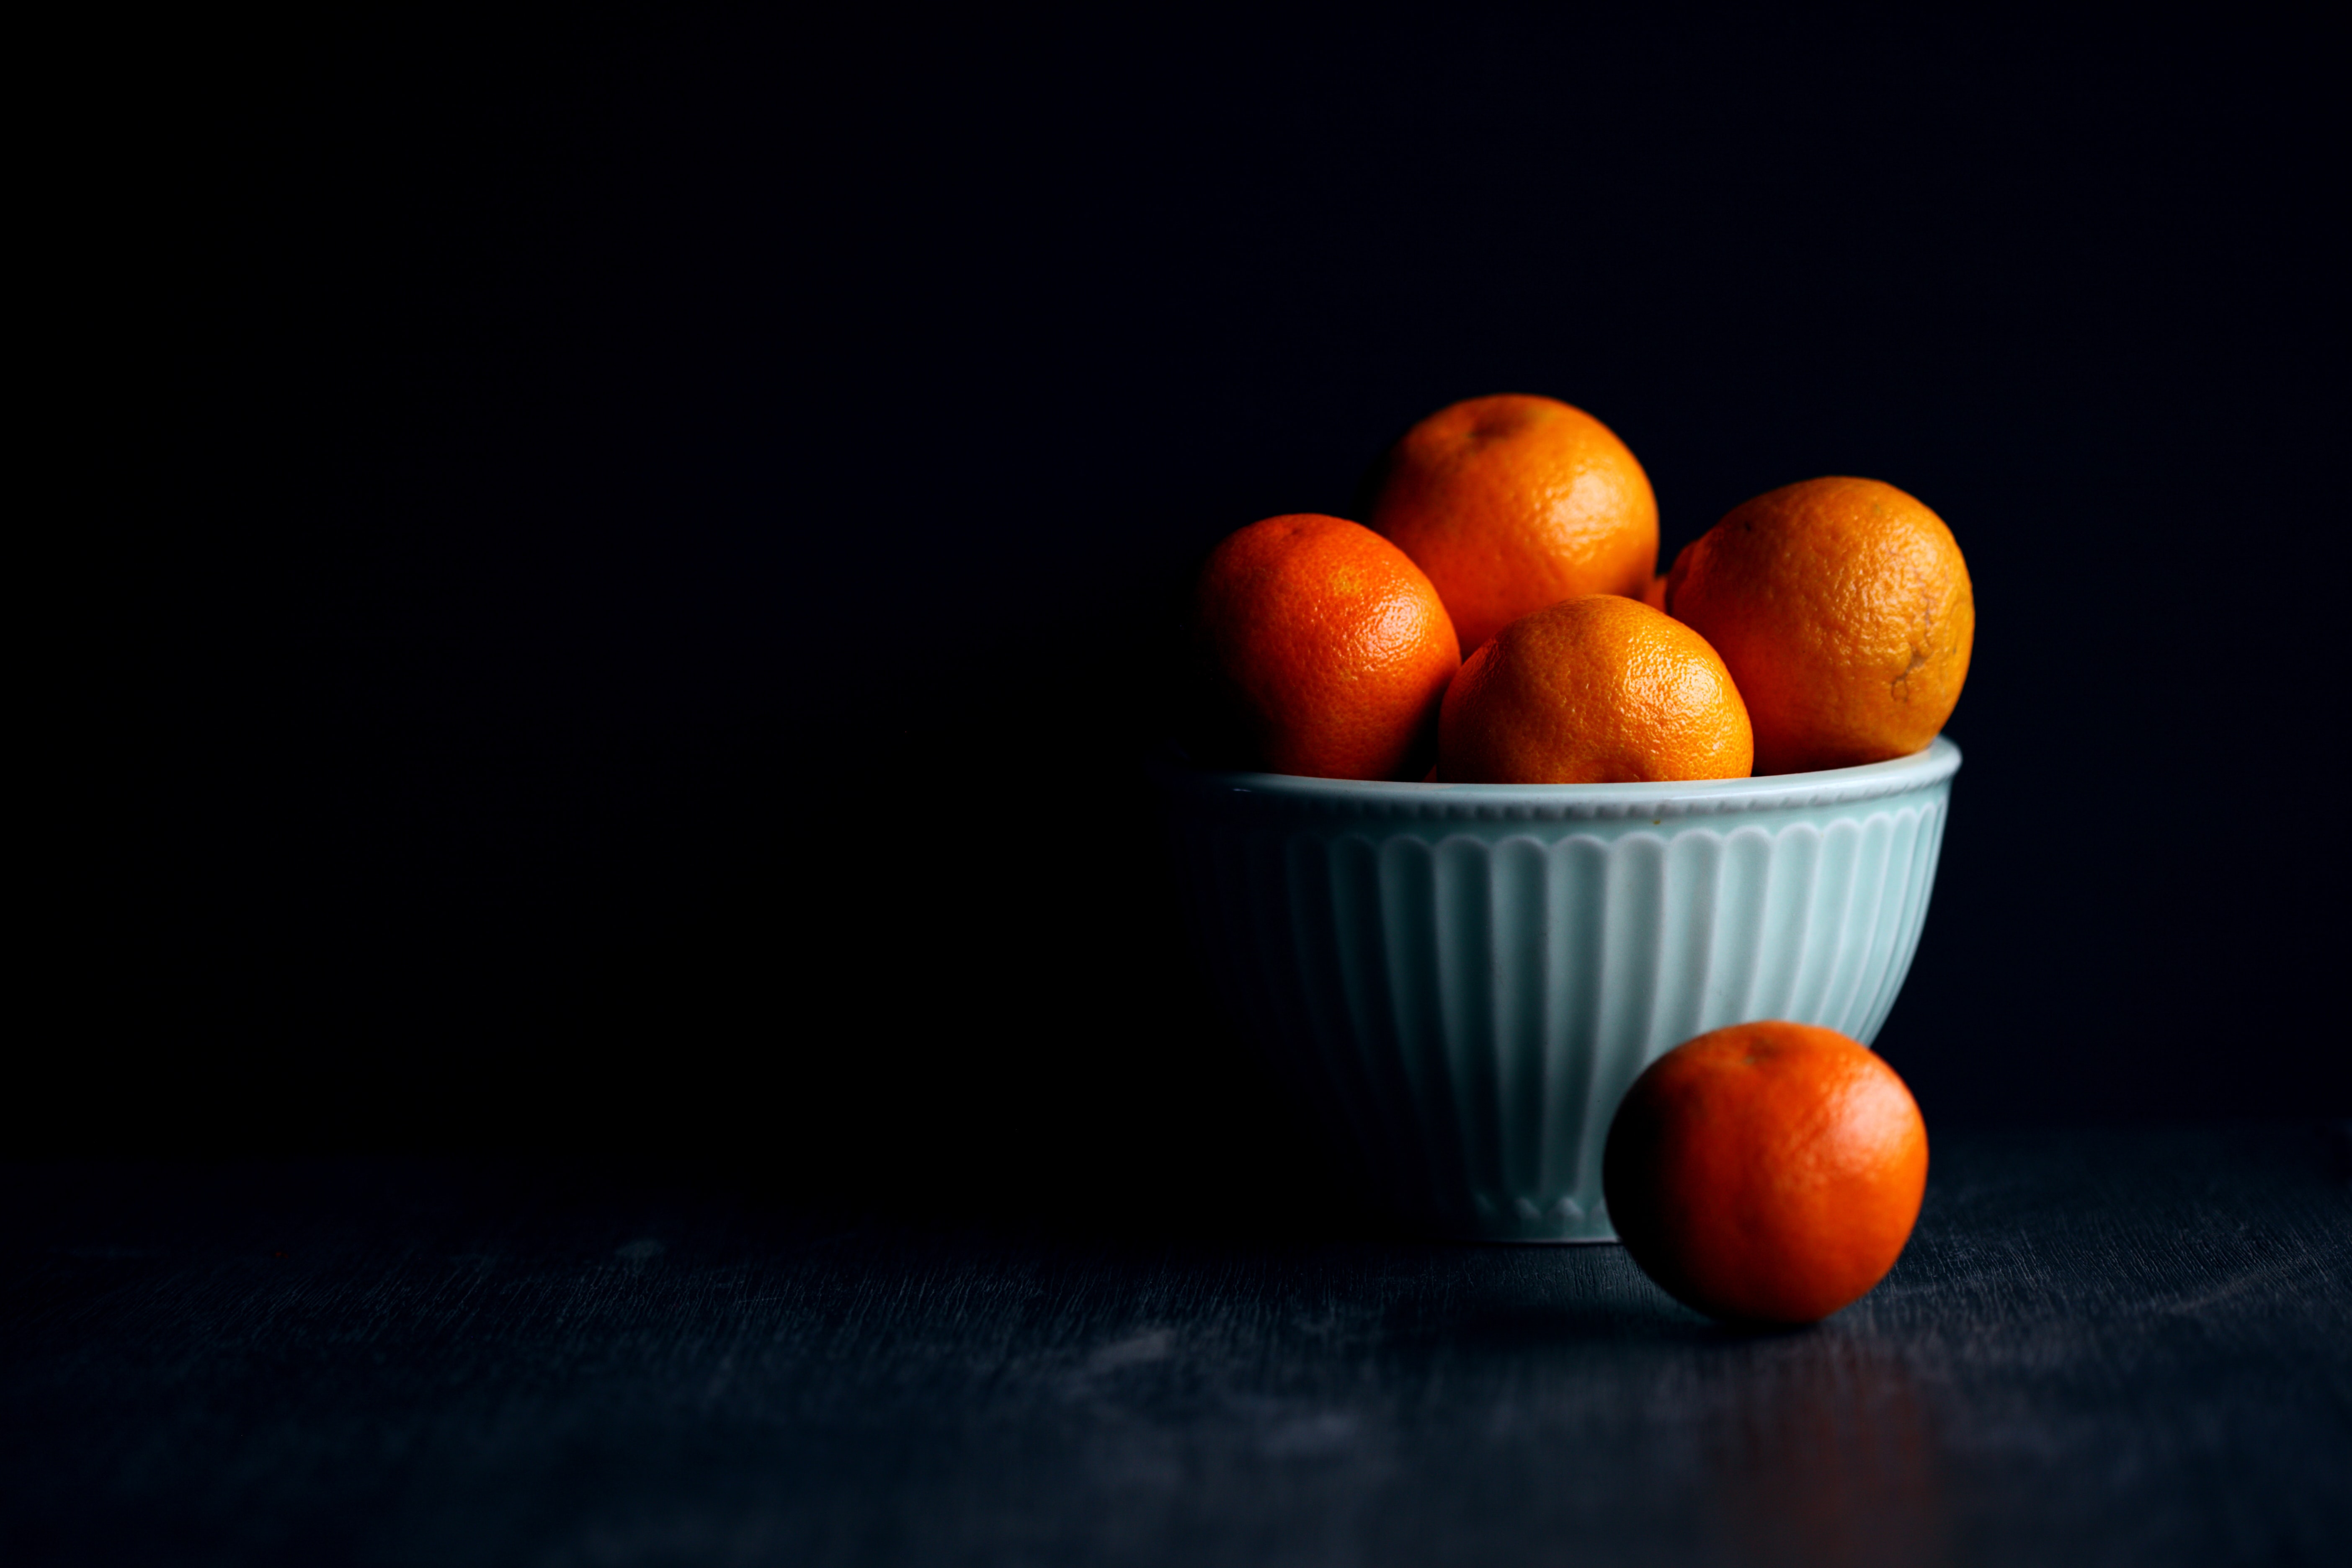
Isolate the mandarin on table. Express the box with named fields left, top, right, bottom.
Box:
left=1369, top=394, right=1657, bottom=653
left=1436, top=593, right=1751, bottom=784
left=1667, top=476, right=1973, bottom=775
left=1190, top=513, right=1460, bottom=781
left=1602, top=1021, right=1929, bottom=1326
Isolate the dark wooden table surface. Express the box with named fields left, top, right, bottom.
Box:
left=6, top=1124, right=2348, bottom=1567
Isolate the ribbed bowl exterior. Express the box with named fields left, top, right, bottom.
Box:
left=1154, top=739, right=1961, bottom=1242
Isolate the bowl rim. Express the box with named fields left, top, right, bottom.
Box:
left=1151, top=735, right=1961, bottom=822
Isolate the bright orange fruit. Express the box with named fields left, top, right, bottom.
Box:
left=1436, top=594, right=1751, bottom=784
left=1666, top=477, right=1973, bottom=775
left=1602, top=1021, right=1929, bottom=1325
left=1191, top=513, right=1460, bottom=780
left=1369, top=394, right=1658, bottom=653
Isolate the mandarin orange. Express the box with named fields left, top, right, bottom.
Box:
left=1369, top=394, right=1657, bottom=653
left=1667, top=477, right=1973, bottom=775
left=1191, top=513, right=1460, bottom=781
left=1436, top=594, right=1750, bottom=784
left=1603, top=1021, right=1928, bottom=1325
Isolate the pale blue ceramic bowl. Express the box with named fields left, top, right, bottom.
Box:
left=1153, top=738, right=1961, bottom=1242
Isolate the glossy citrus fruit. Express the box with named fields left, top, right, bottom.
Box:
left=1436, top=594, right=1751, bottom=784
left=1191, top=513, right=1461, bottom=780
left=1602, top=1021, right=1928, bottom=1325
left=1368, top=394, right=1658, bottom=653
left=1666, top=477, right=1973, bottom=775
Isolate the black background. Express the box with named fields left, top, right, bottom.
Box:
left=67, top=14, right=2349, bottom=1208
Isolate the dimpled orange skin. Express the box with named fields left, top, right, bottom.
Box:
left=1193, top=513, right=1461, bottom=781
left=1437, top=595, right=1752, bottom=784
left=1602, top=1022, right=1929, bottom=1326
left=1369, top=395, right=1658, bottom=654
left=1667, top=477, right=1973, bottom=776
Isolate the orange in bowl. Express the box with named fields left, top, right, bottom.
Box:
left=1436, top=594, right=1751, bottom=784
left=1369, top=394, right=1658, bottom=653
left=1667, top=476, right=1973, bottom=775
left=1190, top=513, right=1460, bottom=781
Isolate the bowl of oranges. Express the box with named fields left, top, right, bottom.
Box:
left=1158, top=395, right=1972, bottom=1244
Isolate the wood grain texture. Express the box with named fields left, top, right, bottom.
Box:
left=5, top=1126, right=2348, bottom=1567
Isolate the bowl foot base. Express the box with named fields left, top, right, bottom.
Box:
left=1392, top=1194, right=1621, bottom=1244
